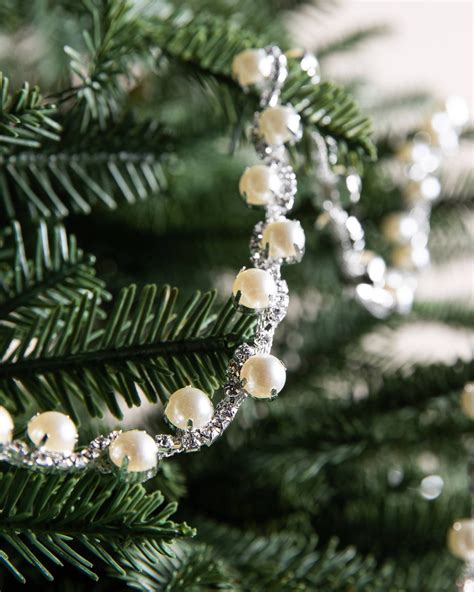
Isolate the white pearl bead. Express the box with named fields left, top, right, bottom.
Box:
left=232, top=268, right=277, bottom=310
left=391, top=244, right=428, bottom=270
left=165, top=386, right=214, bottom=430
left=0, top=406, right=14, bottom=445
left=239, top=165, right=281, bottom=206
left=259, top=105, right=301, bottom=146
left=448, top=519, right=474, bottom=561
left=345, top=250, right=386, bottom=283
left=261, top=219, right=305, bottom=259
left=232, top=49, right=273, bottom=87
left=27, top=411, right=78, bottom=454
left=240, top=354, right=286, bottom=399
left=109, top=430, right=158, bottom=472
left=382, top=213, right=419, bottom=244
left=461, top=383, right=474, bottom=419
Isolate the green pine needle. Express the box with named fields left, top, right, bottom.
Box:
left=146, top=12, right=376, bottom=161
left=62, top=0, right=149, bottom=132
left=317, top=25, right=391, bottom=59
left=118, top=541, right=235, bottom=591
left=0, top=467, right=192, bottom=583
left=0, top=73, right=60, bottom=155
left=0, top=220, right=108, bottom=329
left=0, top=118, right=170, bottom=220
left=0, top=284, right=255, bottom=420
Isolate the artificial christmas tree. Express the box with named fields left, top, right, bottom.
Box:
left=0, top=1, right=472, bottom=590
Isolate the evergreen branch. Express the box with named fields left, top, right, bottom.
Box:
left=370, top=91, right=434, bottom=121
left=119, top=526, right=395, bottom=592
left=461, top=126, right=474, bottom=141
left=429, top=205, right=474, bottom=263
left=0, top=119, right=171, bottom=220
left=0, top=220, right=108, bottom=328
left=146, top=13, right=376, bottom=161
left=0, top=285, right=254, bottom=419
left=317, top=25, right=390, bottom=59
left=209, top=361, right=474, bottom=498
left=193, top=522, right=394, bottom=592
left=265, top=0, right=329, bottom=10
left=0, top=1, right=19, bottom=30
left=389, top=552, right=461, bottom=592
left=62, top=0, right=149, bottom=131
left=357, top=162, right=473, bottom=225
left=0, top=72, right=61, bottom=155
left=292, top=287, right=382, bottom=364
left=118, top=541, right=235, bottom=591
left=0, top=467, right=192, bottom=583
left=413, top=300, right=474, bottom=328
left=437, top=166, right=474, bottom=206
left=327, top=462, right=467, bottom=561
left=358, top=358, right=474, bottom=413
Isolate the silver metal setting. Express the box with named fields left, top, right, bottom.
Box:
left=312, top=97, right=464, bottom=318
left=0, top=46, right=303, bottom=479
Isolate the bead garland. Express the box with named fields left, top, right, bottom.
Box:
left=313, top=100, right=466, bottom=318
left=0, top=46, right=304, bottom=480
left=448, top=383, right=474, bottom=590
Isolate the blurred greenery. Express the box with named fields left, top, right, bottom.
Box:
left=0, top=0, right=473, bottom=590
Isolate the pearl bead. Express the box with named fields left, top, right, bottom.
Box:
left=239, top=165, right=281, bottom=206
left=448, top=519, right=474, bottom=561
left=27, top=411, right=77, bottom=454
left=391, top=244, right=414, bottom=269
left=240, top=354, right=286, bottom=399
left=403, top=176, right=441, bottom=205
left=403, top=181, right=423, bottom=205
left=109, top=430, right=158, bottom=472
left=165, top=386, right=214, bottom=430
left=345, top=250, right=386, bottom=284
left=232, top=49, right=273, bottom=87
left=232, top=268, right=277, bottom=310
left=0, top=406, right=13, bottom=445
left=261, top=219, right=305, bottom=260
left=461, top=383, right=474, bottom=419
left=259, top=105, right=301, bottom=146
left=391, top=244, right=430, bottom=270
left=382, top=213, right=419, bottom=244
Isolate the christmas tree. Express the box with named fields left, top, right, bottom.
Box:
left=0, top=1, right=472, bottom=590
